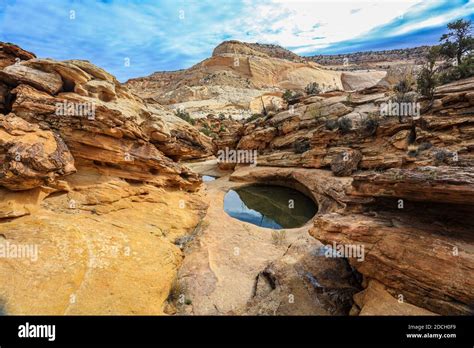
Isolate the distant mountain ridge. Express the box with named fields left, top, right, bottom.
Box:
left=308, top=46, right=432, bottom=66
left=125, top=40, right=432, bottom=118
left=212, top=40, right=305, bottom=62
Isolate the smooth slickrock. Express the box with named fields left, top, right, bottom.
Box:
left=241, top=236, right=361, bottom=315
left=341, top=71, right=387, bottom=91
left=0, top=44, right=212, bottom=315
left=171, top=175, right=308, bottom=315
left=353, top=280, right=436, bottom=316
left=0, top=167, right=207, bottom=314
left=169, top=167, right=362, bottom=316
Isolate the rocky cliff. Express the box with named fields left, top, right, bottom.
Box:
left=125, top=40, right=386, bottom=118
left=0, top=42, right=211, bottom=314
left=0, top=43, right=214, bottom=191
left=206, top=77, right=474, bottom=315
left=1, top=40, right=472, bottom=316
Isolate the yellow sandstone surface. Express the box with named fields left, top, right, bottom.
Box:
left=0, top=168, right=207, bottom=315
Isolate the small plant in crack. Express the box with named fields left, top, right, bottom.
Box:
left=168, top=281, right=191, bottom=307
left=271, top=230, right=287, bottom=246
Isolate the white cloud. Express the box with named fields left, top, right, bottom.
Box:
left=232, top=0, right=423, bottom=53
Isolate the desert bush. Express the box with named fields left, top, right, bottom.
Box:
left=283, top=90, right=304, bottom=106
left=407, top=144, right=419, bottom=157
left=199, top=126, right=217, bottom=138
left=271, top=230, right=287, bottom=246
left=417, top=46, right=441, bottom=100
left=294, top=139, right=311, bottom=154
left=246, top=113, right=264, bottom=123
left=305, top=82, right=321, bottom=96
left=439, top=19, right=473, bottom=66
left=360, top=117, right=379, bottom=136
left=175, top=109, right=195, bottom=125
left=338, top=117, right=352, bottom=134
left=325, top=119, right=338, bottom=131
left=417, top=19, right=473, bottom=97
left=434, top=149, right=449, bottom=163
left=394, top=75, right=415, bottom=99
left=282, top=90, right=293, bottom=103
left=168, top=281, right=187, bottom=304
left=418, top=142, right=433, bottom=151
left=439, top=54, right=474, bottom=84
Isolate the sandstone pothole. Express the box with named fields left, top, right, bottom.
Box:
left=223, top=184, right=318, bottom=229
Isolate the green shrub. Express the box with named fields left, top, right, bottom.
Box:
left=439, top=19, right=473, bottom=66
left=438, top=54, right=474, bottom=84
left=282, top=90, right=293, bottom=103
left=434, top=149, right=448, bottom=163
left=246, top=113, right=263, bottom=123
left=175, top=109, right=195, bottom=125
left=199, top=127, right=213, bottom=137
left=305, top=82, right=321, bottom=96
left=417, top=19, right=473, bottom=97
left=417, top=46, right=441, bottom=100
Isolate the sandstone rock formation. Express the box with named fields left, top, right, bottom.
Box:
left=242, top=236, right=361, bottom=315
left=215, top=78, right=473, bottom=173
left=0, top=114, right=75, bottom=190
left=125, top=41, right=386, bottom=118
left=200, top=77, right=474, bottom=316
left=0, top=52, right=213, bottom=192
left=0, top=39, right=472, bottom=317
left=0, top=42, right=36, bottom=70
left=0, top=171, right=207, bottom=314
left=0, top=43, right=212, bottom=314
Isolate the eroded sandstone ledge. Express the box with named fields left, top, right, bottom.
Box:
left=0, top=42, right=212, bottom=314
left=0, top=41, right=472, bottom=316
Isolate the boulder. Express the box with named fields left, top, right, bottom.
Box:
left=243, top=237, right=361, bottom=315
left=0, top=64, right=63, bottom=95
left=0, top=114, right=75, bottom=190
left=0, top=42, right=36, bottom=69
left=330, top=149, right=362, bottom=176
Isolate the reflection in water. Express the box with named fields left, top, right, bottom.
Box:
left=224, top=185, right=317, bottom=229
left=202, top=175, right=216, bottom=182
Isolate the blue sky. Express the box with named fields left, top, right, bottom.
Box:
left=0, top=0, right=472, bottom=81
